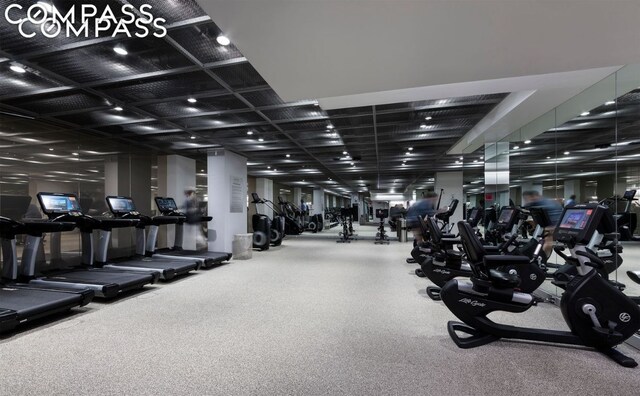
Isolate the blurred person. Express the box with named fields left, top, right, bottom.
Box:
left=183, top=186, right=206, bottom=247
left=406, top=191, right=440, bottom=245
left=565, top=194, right=576, bottom=207
left=523, top=190, right=562, bottom=257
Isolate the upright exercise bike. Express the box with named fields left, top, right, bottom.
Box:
left=375, top=209, right=390, bottom=245
left=441, top=204, right=640, bottom=367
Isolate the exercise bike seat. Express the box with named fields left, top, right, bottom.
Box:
left=488, top=269, right=521, bottom=289
left=483, top=254, right=530, bottom=268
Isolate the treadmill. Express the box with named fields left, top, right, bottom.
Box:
left=25, top=193, right=157, bottom=299
left=0, top=216, right=94, bottom=333
left=101, top=196, right=199, bottom=280
left=150, top=197, right=232, bottom=268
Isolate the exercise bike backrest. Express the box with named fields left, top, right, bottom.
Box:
left=436, top=199, right=459, bottom=221
left=457, top=221, right=488, bottom=277
left=426, top=216, right=445, bottom=245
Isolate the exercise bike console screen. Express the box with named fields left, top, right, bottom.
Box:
left=554, top=204, right=604, bottom=245
left=623, top=189, right=637, bottom=200
left=559, top=209, right=592, bottom=230
left=496, top=207, right=517, bottom=229
left=155, top=197, right=178, bottom=214
left=376, top=209, right=389, bottom=219
left=106, top=196, right=136, bottom=215
left=38, top=192, right=82, bottom=214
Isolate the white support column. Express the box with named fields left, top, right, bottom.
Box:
left=435, top=171, right=464, bottom=233
left=158, top=155, right=197, bottom=250
left=293, top=188, right=302, bottom=206
left=312, top=188, right=325, bottom=218
left=256, top=178, right=274, bottom=218
left=208, top=150, right=248, bottom=253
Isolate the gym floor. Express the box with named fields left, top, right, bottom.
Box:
left=3, top=224, right=640, bottom=395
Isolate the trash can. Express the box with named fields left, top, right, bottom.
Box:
left=398, top=218, right=408, bottom=242
left=232, top=233, right=253, bottom=259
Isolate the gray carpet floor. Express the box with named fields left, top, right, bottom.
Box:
left=3, top=225, right=640, bottom=395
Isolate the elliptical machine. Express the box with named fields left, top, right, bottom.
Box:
left=251, top=193, right=285, bottom=247
left=441, top=204, right=640, bottom=367
left=374, top=209, right=390, bottom=245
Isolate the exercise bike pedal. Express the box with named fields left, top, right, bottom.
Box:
left=415, top=268, right=427, bottom=277
left=406, top=257, right=416, bottom=264
left=447, top=321, right=499, bottom=349
left=426, top=286, right=442, bottom=301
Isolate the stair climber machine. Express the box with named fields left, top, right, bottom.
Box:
left=251, top=193, right=285, bottom=247
left=277, top=196, right=304, bottom=235
left=152, top=197, right=232, bottom=268
left=0, top=216, right=94, bottom=333
left=440, top=204, right=640, bottom=367
left=415, top=209, right=546, bottom=301
left=29, top=193, right=157, bottom=299
left=104, top=196, right=200, bottom=280
left=337, top=207, right=357, bottom=243
left=374, top=209, right=390, bottom=245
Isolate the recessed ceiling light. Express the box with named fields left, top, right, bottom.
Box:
left=402, top=160, right=406, bottom=163
left=267, top=166, right=271, bottom=169
left=327, top=124, right=334, bottom=129
left=580, top=111, right=590, bottom=116
left=405, top=152, right=410, bottom=155
left=190, top=136, right=196, bottom=140
left=402, top=163, right=406, bottom=166
left=350, top=162, right=354, bottom=166
left=513, top=145, right=519, bottom=150
left=200, top=169, right=204, bottom=172
left=273, top=168, right=277, bottom=171
left=425, top=116, right=432, bottom=120
left=408, top=147, right=413, bottom=151
left=113, top=46, right=128, bottom=55
left=216, top=35, right=231, bottom=46
left=37, top=1, right=53, bottom=13
left=420, top=124, right=427, bottom=129
left=546, top=156, right=551, bottom=159
left=524, top=140, right=531, bottom=144
left=473, top=160, right=478, bottom=163
left=10, top=65, right=26, bottom=73
left=564, top=151, right=570, bottom=155
left=605, top=100, right=615, bottom=105
left=48, top=148, right=54, bottom=151
left=286, top=154, right=291, bottom=158
left=187, top=97, right=197, bottom=103
left=459, top=157, right=463, bottom=160
left=480, top=156, right=483, bottom=160
left=343, top=151, right=348, bottom=155
left=114, top=106, right=123, bottom=111
left=258, top=138, right=264, bottom=142
left=247, top=131, right=253, bottom=135
left=72, top=152, right=79, bottom=156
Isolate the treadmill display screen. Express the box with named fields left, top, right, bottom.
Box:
left=559, top=208, right=593, bottom=230
left=39, top=193, right=81, bottom=213
left=156, top=197, right=178, bottom=212
left=497, top=208, right=514, bottom=224
left=107, top=197, right=136, bottom=214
